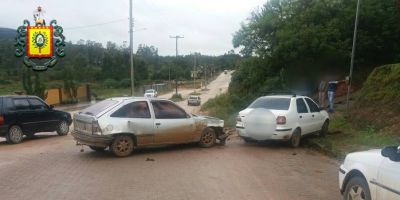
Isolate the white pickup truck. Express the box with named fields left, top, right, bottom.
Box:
left=72, top=97, right=227, bottom=157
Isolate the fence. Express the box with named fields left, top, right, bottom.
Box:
left=45, top=84, right=91, bottom=105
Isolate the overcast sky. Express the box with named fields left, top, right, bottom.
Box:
left=0, top=0, right=266, bottom=56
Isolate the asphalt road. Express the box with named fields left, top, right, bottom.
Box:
left=0, top=72, right=342, bottom=200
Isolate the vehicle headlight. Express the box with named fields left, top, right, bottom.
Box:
left=236, top=115, right=242, bottom=122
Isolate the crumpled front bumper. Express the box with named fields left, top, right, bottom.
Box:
left=72, top=130, right=113, bottom=148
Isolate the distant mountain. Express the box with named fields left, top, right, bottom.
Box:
left=0, top=28, right=16, bottom=39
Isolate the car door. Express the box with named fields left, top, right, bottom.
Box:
left=27, top=98, right=58, bottom=132
left=109, top=101, right=155, bottom=146
left=375, top=155, right=400, bottom=200
left=304, top=98, right=324, bottom=132
left=12, top=98, right=39, bottom=133
left=295, top=98, right=312, bottom=134
left=151, top=100, right=195, bottom=144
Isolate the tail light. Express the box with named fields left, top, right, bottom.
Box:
left=0, top=116, right=4, bottom=125
left=276, top=116, right=286, bottom=125
left=92, top=121, right=102, bottom=135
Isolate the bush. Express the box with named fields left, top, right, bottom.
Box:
left=103, top=78, right=119, bottom=89
left=119, top=78, right=131, bottom=88
left=170, top=93, right=183, bottom=102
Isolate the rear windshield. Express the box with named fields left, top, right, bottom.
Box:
left=189, top=96, right=198, bottom=99
left=145, top=90, right=155, bottom=93
left=81, top=99, right=118, bottom=116
left=248, top=97, right=290, bottom=110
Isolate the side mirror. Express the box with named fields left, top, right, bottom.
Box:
left=382, top=146, right=400, bottom=162
left=319, top=107, right=325, bottom=111
left=49, top=105, right=54, bottom=110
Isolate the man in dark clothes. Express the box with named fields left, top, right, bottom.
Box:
left=327, top=80, right=345, bottom=113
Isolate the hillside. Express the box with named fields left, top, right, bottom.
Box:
left=351, top=64, right=400, bottom=134
left=0, top=28, right=16, bottom=39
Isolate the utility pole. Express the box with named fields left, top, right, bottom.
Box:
left=346, top=0, right=361, bottom=114
left=129, top=0, right=134, bottom=96
left=169, top=35, right=184, bottom=95
left=193, top=53, right=196, bottom=92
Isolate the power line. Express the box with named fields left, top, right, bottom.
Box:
left=65, top=18, right=128, bottom=30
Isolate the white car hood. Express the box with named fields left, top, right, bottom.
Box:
left=346, top=149, right=384, bottom=164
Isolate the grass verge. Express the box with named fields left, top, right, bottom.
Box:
left=305, top=113, right=400, bottom=160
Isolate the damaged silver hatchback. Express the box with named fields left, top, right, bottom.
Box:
left=72, top=97, right=227, bottom=157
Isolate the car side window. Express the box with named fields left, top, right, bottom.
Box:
left=28, top=98, right=48, bottom=110
left=305, top=98, right=320, bottom=113
left=151, top=101, right=187, bottom=119
left=296, top=98, right=309, bottom=114
left=111, top=101, right=151, bottom=118
left=13, top=99, right=30, bottom=110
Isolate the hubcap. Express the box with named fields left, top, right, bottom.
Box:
left=348, top=185, right=366, bottom=200
left=116, top=138, right=132, bottom=153
left=202, top=130, right=214, bottom=144
left=60, top=121, right=68, bottom=133
left=10, top=127, right=23, bottom=142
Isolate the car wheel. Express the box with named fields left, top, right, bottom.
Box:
left=111, top=135, right=134, bottom=157
left=319, top=120, right=329, bottom=137
left=199, top=127, right=216, bottom=148
left=6, top=125, right=24, bottom=144
left=89, top=146, right=107, bottom=152
left=57, top=120, right=69, bottom=136
left=290, top=129, right=301, bottom=148
left=343, top=176, right=371, bottom=200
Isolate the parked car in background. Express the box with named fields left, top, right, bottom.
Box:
left=187, top=95, right=201, bottom=106
left=339, top=146, right=400, bottom=200
left=224, top=70, right=228, bottom=74
left=144, top=89, right=157, bottom=98
left=236, top=95, right=329, bottom=147
left=0, top=95, right=72, bottom=144
left=72, top=97, right=227, bottom=157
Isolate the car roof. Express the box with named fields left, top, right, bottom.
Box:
left=0, top=95, right=41, bottom=99
left=259, top=95, right=308, bottom=98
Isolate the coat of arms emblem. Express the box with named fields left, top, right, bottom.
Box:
left=15, top=6, right=65, bottom=71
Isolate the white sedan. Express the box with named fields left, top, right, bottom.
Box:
left=236, top=95, right=329, bottom=147
left=339, top=146, right=400, bottom=200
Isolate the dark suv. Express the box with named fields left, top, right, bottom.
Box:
left=0, top=95, right=72, bottom=144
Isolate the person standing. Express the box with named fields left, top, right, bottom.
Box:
left=327, top=79, right=345, bottom=113
left=318, top=79, right=328, bottom=108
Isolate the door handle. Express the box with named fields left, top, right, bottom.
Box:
left=299, top=116, right=302, bottom=118
left=312, top=114, right=315, bottom=117
left=155, top=123, right=161, bottom=126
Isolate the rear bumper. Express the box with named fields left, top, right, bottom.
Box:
left=72, top=130, right=113, bottom=148
left=236, top=126, right=293, bottom=141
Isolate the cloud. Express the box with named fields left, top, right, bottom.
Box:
left=0, top=0, right=265, bottom=55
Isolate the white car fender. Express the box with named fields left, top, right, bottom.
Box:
left=342, top=158, right=381, bottom=198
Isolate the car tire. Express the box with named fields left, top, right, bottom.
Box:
left=319, top=120, right=329, bottom=137
left=111, top=135, right=134, bottom=157
left=89, top=146, right=107, bottom=152
left=57, top=120, right=69, bottom=136
left=290, top=129, right=301, bottom=148
left=343, top=176, right=371, bottom=200
left=6, top=125, right=24, bottom=144
left=199, top=127, right=216, bottom=148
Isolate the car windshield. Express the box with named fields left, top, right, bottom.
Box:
left=189, top=96, right=198, bottom=99
left=145, top=90, right=155, bottom=93
left=81, top=99, right=118, bottom=116
left=248, top=97, right=290, bottom=110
